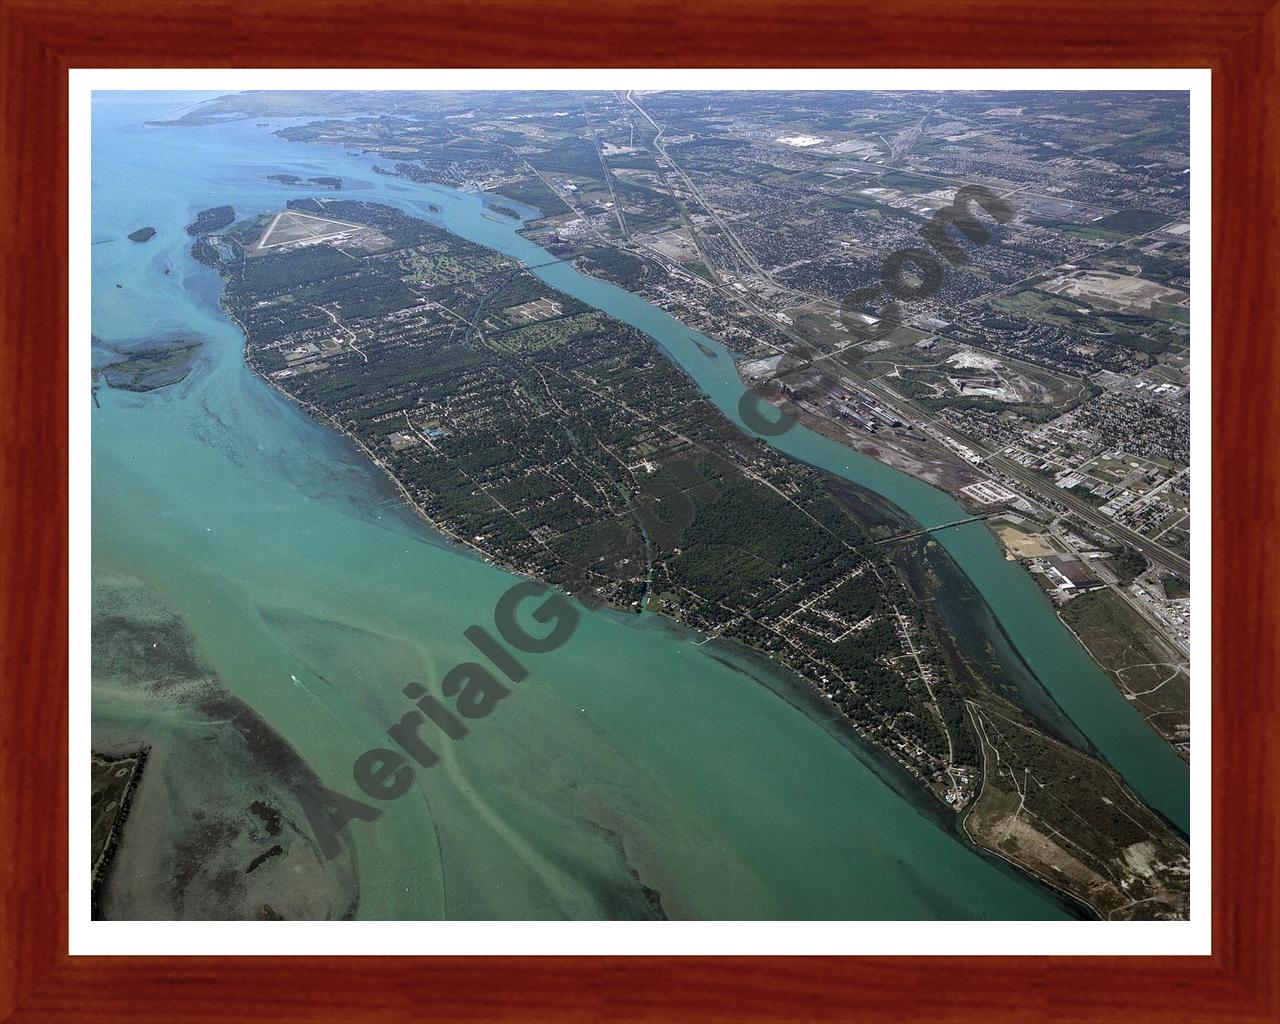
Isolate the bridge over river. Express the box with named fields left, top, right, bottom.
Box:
left=874, top=509, right=1010, bottom=546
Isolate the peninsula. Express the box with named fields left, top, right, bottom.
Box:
left=185, top=205, right=235, bottom=235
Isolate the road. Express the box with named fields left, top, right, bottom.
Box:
left=984, top=450, right=1189, bottom=577
left=581, top=99, right=629, bottom=239
left=853, top=374, right=1191, bottom=577
left=626, top=91, right=776, bottom=285
left=509, top=94, right=1192, bottom=581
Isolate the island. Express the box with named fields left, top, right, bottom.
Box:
left=192, top=198, right=1190, bottom=920
left=95, top=339, right=201, bottom=392
left=127, top=226, right=156, bottom=243
left=265, top=173, right=342, bottom=189
left=185, top=205, right=235, bottom=236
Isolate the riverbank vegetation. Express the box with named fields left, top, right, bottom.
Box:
left=1061, top=588, right=1191, bottom=758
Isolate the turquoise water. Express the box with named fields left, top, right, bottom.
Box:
left=90, top=91, right=1174, bottom=920
left=425, top=190, right=1191, bottom=837
left=414, top=146, right=1191, bottom=837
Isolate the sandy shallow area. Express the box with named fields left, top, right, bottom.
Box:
left=92, top=571, right=360, bottom=920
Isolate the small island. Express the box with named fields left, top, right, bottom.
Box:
left=97, top=339, right=201, bottom=392
left=127, top=227, right=156, bottom=243
left=185, top=205, right=235, bottom=236
left=265, top=173, right=342, bottom=190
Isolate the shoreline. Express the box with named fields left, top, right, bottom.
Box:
left=1054, top=600, right=1190, bottom=765
left=238, top=319, right=1108, bottom=919
left=91, top=746, right=149, bottom=918
left=204, top=209, right=1180, bottom=920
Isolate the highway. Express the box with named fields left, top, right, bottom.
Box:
left=535, top=94, right=1192, bottom=582
left=853, top=375, right=1191, bottom=578
left=984, top=450, right=1190, bottom=578
left=626, top=91, right=776, bottom=285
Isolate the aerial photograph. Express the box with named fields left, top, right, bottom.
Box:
left=90, top=87, right=1193, bottom=923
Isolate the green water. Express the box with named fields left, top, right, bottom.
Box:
left=90, top=92, right=1180, bottom=920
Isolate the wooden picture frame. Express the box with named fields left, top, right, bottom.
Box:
left=2, top=0, right=1275, bottom=1019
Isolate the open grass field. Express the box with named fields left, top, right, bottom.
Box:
left=964, top=697, right=1188, bottom=919
left=1041, top=269, right=1188, bottom=318
left=1060, top=589, right=1190, bottom=751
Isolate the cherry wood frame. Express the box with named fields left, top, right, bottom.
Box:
left=2, top=0, right=1276, bottom=1020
